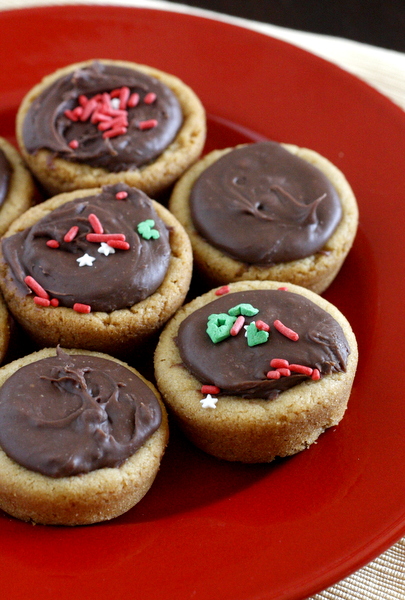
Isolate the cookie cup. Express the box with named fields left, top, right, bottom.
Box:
left=0, top=137, right=35, bottom=236
left=154, top=280, right=358, bottom=463
left=16, top=59, right=206, bottom=196
left=0, top=347, right=169, bottom=525
left=0, top=188, right=192, bottom=355
left=169, top=144, right=358, bottom=294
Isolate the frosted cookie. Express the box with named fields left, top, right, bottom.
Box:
left=0, top=347, right=168, bottom=525
left=169, top=141, right=358, bottom=293
left=0, top=183, right=192, bottom=355
left=0, top=137, right=35, bottom=237
left=154, top=281, right=358, bottom=463
left=16, top=59, right=206, bottom=196
left=0, top=291, right=10, bottom=365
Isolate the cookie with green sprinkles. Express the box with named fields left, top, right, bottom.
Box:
left=154, top=280, right=358, bottom=463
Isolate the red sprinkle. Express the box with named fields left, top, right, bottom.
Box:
left=144, top=92, right=157, bottom=104
left=24, top=275, right=49, bottom=300
left=88, top=213, right=104, bottom=234
left=137, top=119, right=158, bottom=130
left=270, top=358, right=289, bottom=369
left=46, top=239, right=60, bottom=249
left=289, top=364, right=314, bottom=376
left=277, top=368, right=291, bottom=377
left=34, top=296, right=50, bottom=307
left=127, top=92, right=140, bottom=107
left=201, top=385, right=220, bottom=395
left=98, top=116, right=128, bottom=131
left=266, top=370, right=281, bottom=380
left=80, top=97, right=98, bottom=121
left=64, top=109, right=78, bottom=121
left=274, top=319, right=299, bottom=341
left=230, top=315, right=245, bottom=336
left=68, top=139, right=79, bottom=149
left=255, top=320, right=270, bottom=332
left=107, top=240, right=130, bottom=250
left=78, top=95, right=88, bottom=106
left=64, top=225, right=79, bottom=243
left=311, top=369, right=321, bottom=381
left=119, top=86, right=130, bottom=110
left=278, top=286, right=288, bottom=291
left=73, top=303, right=91, bottom=314
left=50, top=298, right=60, bottom=307
left=115, top=191, right=128, bottom=200
left=73, top=106, right=83, bottom=119
left=86, top=233, right=126, bottom=243
left=91, top=111, right=110, bottom=124
left=102, top=126, right=127, bottom=138
left=215, top=285, right=230, bottom=296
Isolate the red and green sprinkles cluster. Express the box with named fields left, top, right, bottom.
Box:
left=24, top=196, right=161, bottom=314
left=200, top=295, right=322, bottom=405
left=64, top=86, right=158, bottom=148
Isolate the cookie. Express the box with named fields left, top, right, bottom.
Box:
left=0, top=183, right=192, bottom=355
left=0, top=347, right=168, bottom=525
left=154, top=280, right=358, bottom=463
left=169, top=141, right=358, bottom=293
left=16, top=59, right=206, bottom=196
left=0, top=137, right=35, bottom=236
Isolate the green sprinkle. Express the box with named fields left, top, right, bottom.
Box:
left=245, top=322, right=269, bottom=347
left=206, top=313, right=237, bottom=343
left=228, top=303, right=259, bottom=317
left=137, top=219, right=160, bottom=240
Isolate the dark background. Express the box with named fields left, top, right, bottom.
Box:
left=166, top=0, right=405, bottom=52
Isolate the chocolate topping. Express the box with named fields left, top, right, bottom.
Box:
left=177, top=289, right=350, bottom=399
left=2, top=184, right=171, bottom=312
left=0, top=350, right=162, bottom=477
left=190, top=142, right=342, bottom=264
left=22, top=61, right=183, bottom=172
left=0, top=148, right=11, bottom=209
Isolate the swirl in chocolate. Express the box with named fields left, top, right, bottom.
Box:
left=2, top=184, right=171, bottom=312
left=0, top=148, right=11, bottom=209
left=22, top=61, right=183, bottom=172
left=190, top=141, right=342, bottom=264
left=176, top=290, right=350, bottom=399
left=0, top=349, right=162, bottom=477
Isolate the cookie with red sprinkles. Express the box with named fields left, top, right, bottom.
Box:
left=154, top=280, right=358, bottom=463
left=16, top=59, right=206, bottom=196
left=0, top=183, right=192, bottom=355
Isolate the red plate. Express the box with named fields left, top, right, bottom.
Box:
left=1, top=5, right=405, bottom=600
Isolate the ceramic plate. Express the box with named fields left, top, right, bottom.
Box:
left=1, top=5, right=405, bottom=600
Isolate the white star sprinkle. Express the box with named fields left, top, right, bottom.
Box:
left=200, top=394, right=218, bottom=409
left=98, top=242, right=116, bottom=256
left=76, top=253, right=96, bottom=267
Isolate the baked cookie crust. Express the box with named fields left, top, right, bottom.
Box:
left=0, top=137, right=35, bottom=237
left=154, top=280, right=358, bottom=463
left=169, top=143, right=359, bottom=294
left=0, top=187, right=192, bottom=355
left=16, top=59, right=206, bottom=197
left=0, top=347, right=169, bottom=525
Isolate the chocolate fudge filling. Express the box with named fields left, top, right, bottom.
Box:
left=22, top=61, right=183, bottom=172
left=0, top=148, right=11, bottom=209
left=2, top=184, right=171, bottom=312
left=177, top=289, right=350, bottom=399
left=0, top=350, right=162, bottom=477
left=190, top=141, right=342, bottom=264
